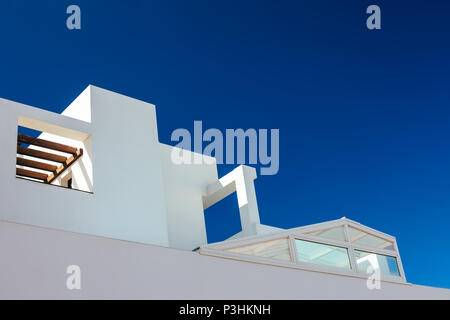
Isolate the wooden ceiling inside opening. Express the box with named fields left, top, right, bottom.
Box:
left=16, top=134, right=83, bottom=184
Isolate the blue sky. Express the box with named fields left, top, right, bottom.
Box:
left=1, top=1, right=449, bottom=288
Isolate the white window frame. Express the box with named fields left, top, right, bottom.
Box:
left=199, top=218, right=407, bottom=284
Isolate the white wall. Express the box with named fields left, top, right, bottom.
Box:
left=0, top=220, right=448, bottom=299
left=0, top=86, right=170, bottom=246
left=159, top=144, right=218, bottom=250
left=0, top=85, right=236, bottom=250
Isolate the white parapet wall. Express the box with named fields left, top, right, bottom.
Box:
left=0, top=220, right=448, bottom=299
left=159, top=143, right=218, bottom=250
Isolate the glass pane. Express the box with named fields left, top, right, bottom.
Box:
left=226, top=238, right=291, bottom=261
left=307, top=226, right=346, bottom=241
left=348, top=227, right=394, bottom=250
left=295, top=239, right=350, bottom=269
left=354, top=250, right=400, bottom=277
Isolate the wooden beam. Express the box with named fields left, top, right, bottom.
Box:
left=47, top=148, right=83, bottom=184
left=16, top=168, right=49, bottom=181
left=17, top=146, right=68, bottom=163
left=17, top=134, right=78, bottom=155
left=16, top=157, right=58, bottom=172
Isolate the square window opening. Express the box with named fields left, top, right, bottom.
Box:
left=16, top=125, right=93, bottom=193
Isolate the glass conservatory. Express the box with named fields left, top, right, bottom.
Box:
left=199, top=218, right=406, bottom=283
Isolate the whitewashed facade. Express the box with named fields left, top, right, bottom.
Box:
left=0, top=86, right=448, bottom=299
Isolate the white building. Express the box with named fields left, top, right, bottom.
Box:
left=0, top=85, right=448, bottom=299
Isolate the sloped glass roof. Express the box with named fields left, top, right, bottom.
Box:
left=225, top=238, right=291, bottom=261
left=307, top=226, right=346, bottom=241
left=348, top=226, right=394, bottom=250
left=200, top=218, right=405, bottom=283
